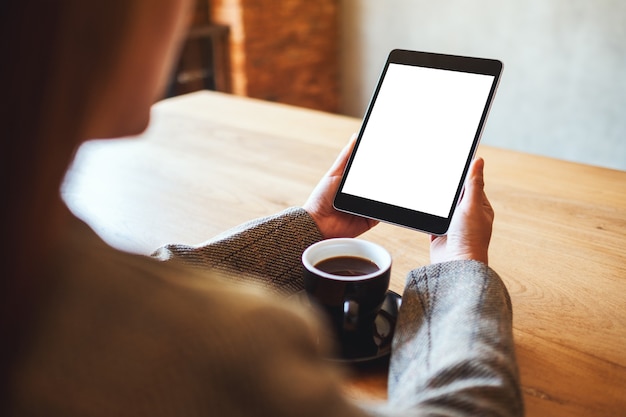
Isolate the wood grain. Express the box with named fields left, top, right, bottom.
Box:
left=62, top=91, right=626, bottom=416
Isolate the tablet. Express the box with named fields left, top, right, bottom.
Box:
left=333, top=49, right=503, bottom=235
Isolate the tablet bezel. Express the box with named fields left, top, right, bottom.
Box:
left=333, top=49, right=503, bottom=236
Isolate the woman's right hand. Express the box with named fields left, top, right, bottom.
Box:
left=429, top=157, right=494, bottom=265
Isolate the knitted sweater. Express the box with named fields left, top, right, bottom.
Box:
left=9, top=208, right=523, bottom=416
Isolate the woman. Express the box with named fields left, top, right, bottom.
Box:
left=1, top=1, right=523, bottom=415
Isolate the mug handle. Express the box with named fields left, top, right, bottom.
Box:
left=343, top=300, right=359, bottom=332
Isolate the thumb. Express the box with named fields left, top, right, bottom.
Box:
left=464, top=157, right=485, bottom=204
left=327, top=134, right=357, bottom=176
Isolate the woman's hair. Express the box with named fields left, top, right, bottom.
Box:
left=0, top=0, right=141, bottom=402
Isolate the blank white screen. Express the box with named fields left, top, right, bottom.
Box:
left=342, top=63, right=494, bottom=218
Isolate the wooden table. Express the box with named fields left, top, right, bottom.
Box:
left=62, top=91, right=626, bottom=417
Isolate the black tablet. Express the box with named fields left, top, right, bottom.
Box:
left=334, top=49, right=503, bottom=235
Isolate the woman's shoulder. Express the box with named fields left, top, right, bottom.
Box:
left=12, top=215, right=334, bottom=414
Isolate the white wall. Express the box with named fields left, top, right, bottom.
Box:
left=339, top=0, right=626, bottom=170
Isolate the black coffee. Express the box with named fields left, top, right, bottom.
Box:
left=315, top=256, right=379, bottom=277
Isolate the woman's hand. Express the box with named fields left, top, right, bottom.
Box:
left=430, top=157, right=494, bottom=265
left=303, top=136, right=379, bottom=239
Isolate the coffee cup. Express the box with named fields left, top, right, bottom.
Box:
left=302, top=238, right=392, bottom=340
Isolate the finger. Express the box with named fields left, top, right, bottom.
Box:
left=469, top=158, right=494, bottom=219
left=468, top=157, right=485, bottom=187
left=456, top=157, right=482, bottom=205
left=328, top=133, right=357, bottom=176
left=455, top=157, right=484, bottom=211
left=466, top=157, right=485, bottom=198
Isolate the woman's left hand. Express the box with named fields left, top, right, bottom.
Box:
left=303, top=135, right=379, bottom=239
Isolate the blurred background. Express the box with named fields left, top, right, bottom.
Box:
left=171, top=0, right=626, bottom=171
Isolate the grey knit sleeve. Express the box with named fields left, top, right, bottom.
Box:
left=151, top=207, right=324, bottom=295
left=376, top=260, right=524, bottom=417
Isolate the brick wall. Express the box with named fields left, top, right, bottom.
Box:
left=210, top=0, right=339, bottom=113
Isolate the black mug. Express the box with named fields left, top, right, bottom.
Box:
left=302, top=238, right=392, bottom=339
